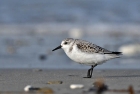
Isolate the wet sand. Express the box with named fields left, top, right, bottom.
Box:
left=0, top=69, right=139, bottom=94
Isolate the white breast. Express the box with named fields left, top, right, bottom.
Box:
left=64, top=45, right=110, bottom=66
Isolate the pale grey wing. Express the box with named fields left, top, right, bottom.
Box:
left=75, top=39, right=112, bottom=54
left=87, top=43, right=122, bottom=55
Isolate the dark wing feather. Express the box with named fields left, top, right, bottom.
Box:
left=104, top=52, right=122, bottom=55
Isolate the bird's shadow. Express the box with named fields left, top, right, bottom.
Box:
left=68, top=74, right=79, bottom=77
left=68, top=75, right=140, bottom=78
left=67, top=74, right=140, bottom=78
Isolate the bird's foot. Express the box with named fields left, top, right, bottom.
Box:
left=83, top=76, right=91, bottom=78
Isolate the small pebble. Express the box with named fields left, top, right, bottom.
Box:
left=24, top=85, right=53, bottom=94
left=47, top=81, right=63, bottom=84
left=24, top=85, right=40, bottom=92
left=70, top=84, right=84, bottom=89
left=93, top=79, right=108, bottom=94
left=24, top=85, right=32, bottom=92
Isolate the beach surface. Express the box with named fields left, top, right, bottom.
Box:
left=0, top=69, right=139, bottom=94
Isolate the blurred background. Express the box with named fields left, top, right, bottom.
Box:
left=0, top=0, right=140, bottom=69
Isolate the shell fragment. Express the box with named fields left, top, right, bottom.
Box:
left=70, top=84, right=84, bottom=89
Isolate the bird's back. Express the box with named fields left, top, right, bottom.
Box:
left=75, top=39, right=121, bottom=54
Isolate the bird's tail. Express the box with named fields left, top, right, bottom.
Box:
left=105, top=52, right=122, bottom=59
left=111, top=52, right=122, bottom=55
left=104, top=51, right=122, bottom=55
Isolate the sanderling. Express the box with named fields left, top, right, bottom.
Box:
left=52, top=38, right=122, bottom=78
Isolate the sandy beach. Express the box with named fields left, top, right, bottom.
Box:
left=0, top=69, right=139, bottom=94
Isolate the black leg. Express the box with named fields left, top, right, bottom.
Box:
left=90, top=65, right=94, bottom=77
left=87, top=68, right=91, bottom=77
left=83, top=64, right=97, bottom=78
left=83, top=68, right=91, bottom=78
left=90, top=64, right=97, bottom=78
left=83, top=66, right=93, bottom=78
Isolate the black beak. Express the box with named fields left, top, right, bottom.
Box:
left=52, top=45, right=62, bottom=51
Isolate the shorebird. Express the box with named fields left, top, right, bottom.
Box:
left=52, top=38, right=122, bottom=78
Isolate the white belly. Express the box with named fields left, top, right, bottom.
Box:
left=65, top=47, right=109, bottom=66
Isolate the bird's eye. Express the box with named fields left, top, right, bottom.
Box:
left=64, top=42, right=68, bottom=45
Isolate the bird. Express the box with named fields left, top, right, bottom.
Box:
left=52, top=38, right=122, bottom=78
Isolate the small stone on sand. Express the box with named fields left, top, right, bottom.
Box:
left=24, top=85, right=40, bottom=92
left=47, top=81, right=63, bottom=84
left=70, top=84, right=84, bottom=89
